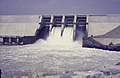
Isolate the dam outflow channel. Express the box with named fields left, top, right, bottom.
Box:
left=0, top=26, right=120, bottom=78
left=0, top=15, right=120, bottom=78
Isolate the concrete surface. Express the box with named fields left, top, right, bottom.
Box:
left=0, top=23, right=39, bottom=36
left=88, top=15, right=120, bottom=37
left=0, top=15, right=40, bottom=36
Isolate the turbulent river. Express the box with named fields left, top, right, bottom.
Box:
left=0, top=27, right=120, bottom=78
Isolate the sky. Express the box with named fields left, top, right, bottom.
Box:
left=0, top=0, right=120, bottom=15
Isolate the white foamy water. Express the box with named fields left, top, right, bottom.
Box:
left=0, top=27, right=120, bottom=78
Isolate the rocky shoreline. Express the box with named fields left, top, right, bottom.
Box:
left=82, top=37, right=120, bottom=51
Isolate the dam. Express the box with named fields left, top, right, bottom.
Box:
left=0, top=15, right=120, bottom=51
left=0, top=15, right=87, bottom=44
left=0, top=15, right=120, bottom=78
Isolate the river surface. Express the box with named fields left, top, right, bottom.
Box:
left=0, top=27, right=120, bottom=78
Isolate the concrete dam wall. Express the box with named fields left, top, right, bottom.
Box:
left=0, top=15, right=40, bottom=45
left=87, top=15, right=120, bottom=45
left=0, top=15, right=40, bottom=36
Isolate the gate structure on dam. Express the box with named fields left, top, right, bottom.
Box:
left=35, top=15, right=88, bottom=40
left=0, top=15, right=88, bottom=45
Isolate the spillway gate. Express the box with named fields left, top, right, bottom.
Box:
left=36, top=15, right=88, bottom=40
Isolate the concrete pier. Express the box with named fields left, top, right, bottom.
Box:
left=73, top=15, right=77, bottom=40
left=3, top=37, right=10, bottom=45
left=0, top=36, right=24, bottom=45
left=61, top=15, right=65, bottom=36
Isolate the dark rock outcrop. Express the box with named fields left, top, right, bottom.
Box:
left=115, top=62, right=120, bottom=66
left=82, top=37, right=120, bottom=51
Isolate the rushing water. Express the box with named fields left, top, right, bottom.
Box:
left=0, top=27, right=120, bottom=78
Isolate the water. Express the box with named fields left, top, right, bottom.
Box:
left=47, top=27, right=80, bottom=46
left=0, top=27, right=120, bottom=78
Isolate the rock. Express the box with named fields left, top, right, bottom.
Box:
left=59, top=71, right=72, bottom=78
left=89, top=72, right=104, bottom=78
left=82, top=37, right=120, bottom=51
left=115, top=62, right=120, bottom=66
left=100, top=70, right=111, bottom=76
left=73, top=71, right=91, bottom=78
left=100, top=66, right=120, bottom=75
left=73, top=71, right=104, bottom=78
